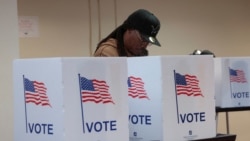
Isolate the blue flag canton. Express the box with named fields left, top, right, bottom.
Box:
left=80, top=77, right=95, bottom=91
left=127, top=77, right=132, bottom=87
left=24, top=78, right=35, bottom=92
left=175, top=73, right=187, bottom=85
left=229, top=69, right=237, bottom=76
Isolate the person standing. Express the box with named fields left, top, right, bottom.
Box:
left=93, top=9, right=161, bottom=57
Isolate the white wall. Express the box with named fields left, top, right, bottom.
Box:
left=0, top=0, right=19, bottom=141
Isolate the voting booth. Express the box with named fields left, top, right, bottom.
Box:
left=13, top=57, right=129, bottom=141
left=128, top=56, right=216, bottom=141
left=215, top=57, right=250, bottom=108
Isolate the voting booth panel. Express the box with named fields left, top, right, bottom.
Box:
left=13, top=57, right=129, bottom=141
left=215, top=57, right=250, bottom=108
left=128, top=56, right=216, bottom=141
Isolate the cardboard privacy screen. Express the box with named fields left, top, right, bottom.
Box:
left=127, top=55, right=216, bottom=141
left=215, top=57, right=250, bottom=108
left=14, top=56, right=217, bottom=141
left=13, top=57, right=129, bottom=141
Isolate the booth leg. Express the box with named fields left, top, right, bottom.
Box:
left=226, top=112, right=230, bottom=134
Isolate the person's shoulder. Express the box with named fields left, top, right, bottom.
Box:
left=101, top=38, right=117, bottom=47
left=94, top=38, right=119, bottom=57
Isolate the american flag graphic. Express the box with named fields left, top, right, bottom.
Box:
left=229, top=68, right=247, bottom=83
left=79, top=76, right=115, bottom=104
left=175, top=72, right=203, bottom=97
left=128, top=76, right=149, bottom=99
left=24, top=78, right=51, bottom=107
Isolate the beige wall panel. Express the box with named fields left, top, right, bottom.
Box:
left=117, top=0, right=250, bottom=57
left=89, top=0, right=100, bottom=55
left=217, top=111, right=250, bottom=141
left=230, top=112, right=250, bottom=141
left=99, top=0, right=116, bottom=39
left=18, top=0, right=90, bottom=58
left=0, top=0, right=19, bottom=141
